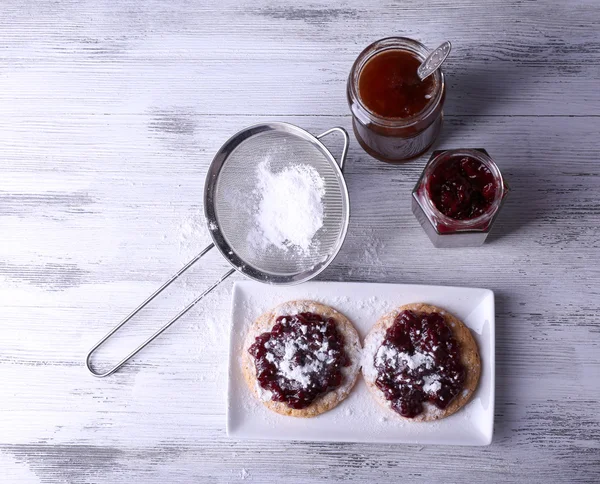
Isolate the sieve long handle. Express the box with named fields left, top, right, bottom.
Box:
left=85, top=243, right=235, bottom=377
left=316, top=127, right=349, bottom=171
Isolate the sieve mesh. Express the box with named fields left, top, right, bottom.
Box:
left=212, top=127, right=347, bottom=281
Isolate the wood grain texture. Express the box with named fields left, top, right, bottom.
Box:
left=1, top=0, right=600, bottom=482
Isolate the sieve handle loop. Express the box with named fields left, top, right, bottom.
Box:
left=85, top=243, right=235, bottom=377
left=316, top=127, right=349, bottom=171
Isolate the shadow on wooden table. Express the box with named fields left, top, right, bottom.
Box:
left=485, top=160, right=546, bottom=244
left=441, top=57, right=537, bottom=121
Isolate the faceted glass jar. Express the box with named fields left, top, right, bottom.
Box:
left=347, top=37, right=446, bottom=163
left=412, top=149, right=509, bottom=248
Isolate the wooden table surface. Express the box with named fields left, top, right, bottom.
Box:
left=2, top=0, right=599, bottom=482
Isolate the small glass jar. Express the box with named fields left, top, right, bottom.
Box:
left=412, top=149, right=509, bottom=248
left=347, top=37, right=446, bottom=163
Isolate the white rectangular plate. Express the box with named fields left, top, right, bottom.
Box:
left=227, top=281, right=495, bottom=446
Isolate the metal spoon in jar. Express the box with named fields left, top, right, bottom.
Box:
left=417, top=41, right=452, bottom=81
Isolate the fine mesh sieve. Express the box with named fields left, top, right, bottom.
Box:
left=86, top=122, right=350, bottom=377
left=206, top=123, right=349, bottom=284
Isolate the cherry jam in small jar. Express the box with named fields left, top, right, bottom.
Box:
left=412, top=149, right=509, bottom=248
left=347, top=37, right=446, bottom=163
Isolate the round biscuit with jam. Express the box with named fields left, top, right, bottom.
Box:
left=362, top=303, right=480, bottom=422
left=242, top=300, right=362, bottom=418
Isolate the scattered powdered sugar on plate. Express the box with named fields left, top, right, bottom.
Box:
left=362, top=323, right=387, bottom=381
left=247, top=160, right=325, bottom=256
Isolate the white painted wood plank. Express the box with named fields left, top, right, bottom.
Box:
left=0, top=0, right=599, bottom=116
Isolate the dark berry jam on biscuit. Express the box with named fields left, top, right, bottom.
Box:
left=249, top=312, right=350, bottom=409
left=374, top=310, right=466, bottom=418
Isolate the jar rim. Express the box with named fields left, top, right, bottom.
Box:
left=349, top=37, right=445, bottom=129
left=419, top=149, right=506, bottom=229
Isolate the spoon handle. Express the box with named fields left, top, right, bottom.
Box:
left=417, top=41, right=452, bottom=81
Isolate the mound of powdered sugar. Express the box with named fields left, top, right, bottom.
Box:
left=247, top=160, right=325, bottom=255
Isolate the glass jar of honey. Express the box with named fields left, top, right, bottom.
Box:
left=412, top=149, right=509, bottom=248
left=347, top=37, right=446, bottom=163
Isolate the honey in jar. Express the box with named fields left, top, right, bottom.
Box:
left=358, top=49, right=436, bottom=119
left=347, top=37, right=446, bottom=163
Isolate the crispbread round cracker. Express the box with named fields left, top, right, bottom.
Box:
left=362, top=303, right=481, bottom=422
left=242, top=300, right=362, bottom=418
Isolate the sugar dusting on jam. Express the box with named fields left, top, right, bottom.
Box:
left=248, top=312, right=350, bottom=409
left=373, top=310, right=466, bottom=418
left=428, top=155, right=497, bottom=220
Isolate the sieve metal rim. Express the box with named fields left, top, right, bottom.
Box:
left=204, top=122, right=350, bottom=285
